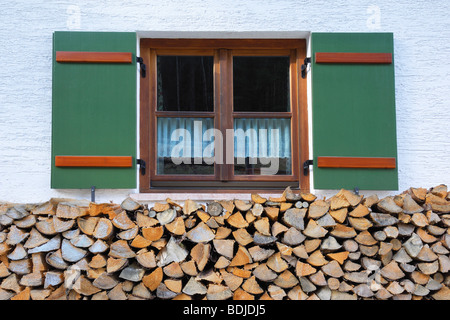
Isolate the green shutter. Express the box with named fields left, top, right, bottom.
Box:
left=311, top=33, right=398, bottom=190
left=52, top=31, right=137, bottom=189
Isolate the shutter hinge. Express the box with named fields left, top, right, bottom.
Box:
left=136, top=159, right=146, bottom=176
left=303, top=159, right=313, bottom=176
left=136, top=57, right=146, bottom=78
left=301, top=57, right=311, bottom=79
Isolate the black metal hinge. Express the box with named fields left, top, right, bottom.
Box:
left=301, top=57, right=311, bottom=79
left=136, top=159, right=146, bottom=176
left=303, top=159, right=313, bottom=176
left=136, top=57, right=146, bottom=78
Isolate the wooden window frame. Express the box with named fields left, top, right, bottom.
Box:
left=139, top=39, right=309, bottom=193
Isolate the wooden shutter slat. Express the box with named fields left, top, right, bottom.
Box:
left=55, top=156, right=133, bottom=168
left=315, top=52, right=392, bottom=64
left=317, top=157, right=396, bottom=169
left=56, top=51, right=133, bottom=63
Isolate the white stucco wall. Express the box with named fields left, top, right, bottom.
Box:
left=1, top=0, right=449, bottom=203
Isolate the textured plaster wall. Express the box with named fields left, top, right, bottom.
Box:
left=0, top=0, right=449, bottom=203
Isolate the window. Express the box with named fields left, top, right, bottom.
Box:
left=139, top=39, right=308, bottom=192
left=52, top=32, right=397, bottom=192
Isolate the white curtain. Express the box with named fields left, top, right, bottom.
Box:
left=233, top=118, right=291, bottom=159
left=157, top=117, right=291, bottom=160
left=157, top=117, right=214, bottom=158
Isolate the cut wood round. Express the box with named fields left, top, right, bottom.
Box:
left=207, top=284, right=233, bottom=300
left=242, top=276, right=264, bottom=295
left=14, top=215, right=36, bottom=229
left=207, top=202, right=223, bottom=217
left=282, top=208, right=306, bottom=230
left=182, top=276, right=207, bottom=296
left=118, top=226, right=138, bottom=240
left=61, top=239, right=87, bottom=263
left=7, top=225, right=29, bottom=245
left=156, top=209, right=176, bottom=225
left=232, top=228, right=253, bottom=246
left=308, top=200, right=330, bottom=219
left=9, top=259, right=31, bottom=275
left=71, top=234, right=94, bottom=248
left=183, top=199, right=201, bottom=216
left=56, top=201, right=89, bottom=220
left=109, top=240, right=136, bottom=259
left=253, top=264, right=277, bottom=282
left=121, top=197, right=141, bottom=211
left=142, top=226, right=164, bottom=241
left=93, top=218, right=114, bottom=240
left=156, top=237, right=188, bottom=267
left=7, top=244, right=28, bottom=261
left=36, top=218, right=57, bottom=236
left=130, top=235, right=152, bottom=248
left=330, top=224, right=357, bottom=239
left=28, top=234, right=61, bottom=254
left=165, top=217, right=186, bottom=235
left=77, top=217, right=99, bottom=236
left=303, top=219, right=328, bottom=238
left=93, top=273, right=119, bottom=290
left=274, top=270, right=299, bottom=289
left=227, top=212, right=249, bottom=229
left=267, top=252, right=289, bottom=273
left=89, top=239, right=109, bottom=254
left=191, top=243, right=210, bottom=272
left=46, top=249, right=68, bottom=269
left=213, top=239, right=235, bottom=260
left=119, top=264, right=145, bottom=282
left=136, top=249, right=157, bottom=269
left=186, top=222, right=215, bottom=243
left=229, top=246, right=252, bottom=267
left=112, top=211, right=136, bottom=230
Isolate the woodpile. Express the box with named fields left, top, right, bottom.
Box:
left=0, top=185, right=449, bottom=300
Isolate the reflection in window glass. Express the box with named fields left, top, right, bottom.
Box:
left=233, top=56, right=290, bottom=112
left=157, top=56, right=214, bottom=112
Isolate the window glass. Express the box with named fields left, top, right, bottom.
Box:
left=157, top=117, right=215, bottom=175
left=233, top=56, right=290, bottom=112
left=157, top=56, right=214, bottom=112
left=234, top=118, right=291, bottom=175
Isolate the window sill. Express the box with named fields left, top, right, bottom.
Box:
left=130, top=191, right=287, bottom=202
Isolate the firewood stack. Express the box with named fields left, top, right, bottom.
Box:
left=0, top=185, right=449, bottom=300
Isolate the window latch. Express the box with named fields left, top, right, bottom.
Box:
left=301, top=57, right=311, bottom=79
left=136, top=159, right=146, bottom=175
left=136, top=57, right=146, bottom=78
left=303, top=159, right=313, bottom=176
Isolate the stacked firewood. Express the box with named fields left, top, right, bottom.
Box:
left=0, top=185, right=449, bottom=300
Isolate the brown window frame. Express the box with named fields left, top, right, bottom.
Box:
left=139, top=39, right=309, bottom=193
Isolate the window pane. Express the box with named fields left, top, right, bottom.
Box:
left=233, top=56, right=290, bottom=112
left=157, top=56, right=214, bottom=112
left=157, top=117, right=215, bottom=175
left=234, top=118, right=291, bottom=175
